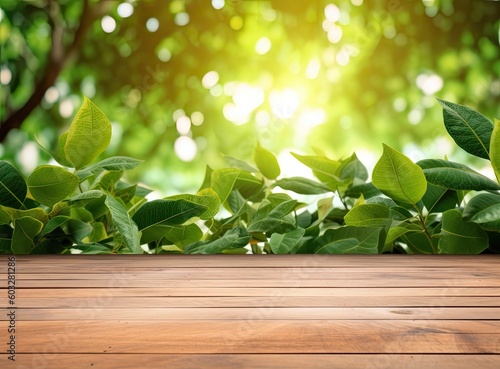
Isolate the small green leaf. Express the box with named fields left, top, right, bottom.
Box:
left=223, top=155, right=259, bottom=173
left=254, top=143, right=281, bottom=179
left=248, top=199, right=297, bottom=233
left=314, top=226, right=383, bottom=254
left=437, top=98, right=493, bottom=160
left=163, top=224, right=203, bottom=247
left=273, top=177, right=332, bottom=195
left=0, top=161, right=27, bottom=209
left=68, top=190, right=104, bottom=204
left=421, top=183, right=459, bottom=214
left=184, top=226, right=251, bottom=254
left=167, top=188, right=221, bottom=220
left=270, top=227, right=305, bottom=254
left=417, top=159, right=500, bottom=191
left=73, top=244, right=113, bottom=254
left=77, top=156, right=143, bottom=176
left=64, top=97, right=112, bottom=169
left=211, top=168, right=241, bottom=204
left=490, top=118, right=500, bottom=183
left=11, top=216, right=44, bottom=254
left=105, top=194, right=142, bottom=254
left=345, top=203, right=408, bottom=228
left=372, top=144, right=427, bottom=204
left=55, top=132, right=74, bottom=167
left=132, top=199, right=208, bottom=232
left=439, top=209, right=489, bottom=254
left=291, top=152, right=341, bottom=183
left=463, top=193, right=500, bottom=231
left=39, top=215, right=71, bottom=237
left=27, top=165, right=79, bottom=207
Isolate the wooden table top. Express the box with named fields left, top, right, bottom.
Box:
left=1, top=254, right=499, bottom=368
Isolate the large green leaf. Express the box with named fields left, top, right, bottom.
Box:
left=273, top=177, right=331, bottom=195
left=162, top=224, right=203, bottom=247
left=491, top=118, right=500, bottom=183
left=439, top=210, right=489, bottom=254
left=0, top=161, right=27, bottom=209
left=291, top=152, right=341, bottom=183
left=254, top=143, right=281, bottom=179
left=11, top=216, right=44, bottom=254
left=167, top=188, right=221, bottom=219
left=314, top=226, right=383, bottom=254
left=372, top=144, right=427, bottom=204
left=64, top=97, right=112, bottom=169
left=463, top=193, right=500, bottom=231
left=27, top=165, right=79, bottom=207
left=270, top=227, right=305, bottom=254
left=417, top=159, right=500, bottom=191
left=132, top=199, right=207, bottom=232
left=184, top=226, right=251, bottom=254
left=437, top=98, right=493, bottom=160
left=105, top=194, right=142, bottom=254
left=339, top=153, right=369, bottom=184
left=2, top=207, right=49, bottom=224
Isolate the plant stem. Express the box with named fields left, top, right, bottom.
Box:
left=413, top=204, right=437, bottom=254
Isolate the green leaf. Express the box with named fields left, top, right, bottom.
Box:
left=421, top=183, right=459, bottom=214
left=64, top=97, right=112, bottom=169
left=211, top=168, right=241, bottom=204
left=417, top=159, right=500, bottom=191
left=339, top=153, right=369, bottom=184
left=39, top=215, right=71, bottom=237
left=372, top=144, right=427, bottom=204
left=55, top=132, right=74, bottom=167
left=314, top=226, right=383, bottom=254
left=437, top=98, right=494, bottom=160
left=344, top=203, right=408, bottom=228
left=270, top=227, right=305, bottom=254
left=114, top=185, right=137, bottom=204
left=438, top=209, right=489, bottom=254
left=463, top=193, right=500, bottom=231
left=68, top=190, right=104, bottom=204
left=167, top=188, right=221, bottom=220
left=11, top=216, right=44, bottom=254
left=132, top=199, right=207, bottom=232
left=2, top=207, right=49, bottom=224
left=223, top=155, right=259, bottom=173
left=273, top=177, right=332, bottom=194
left=162, top=224, right=203, bottom=247
left=62, top=219, right=93, bottom=242
left=27, top=165, right=79, bottom=207
left=247, top=199, right=297, bottom=233
left=105, top=194, right=142, bottom=254
left=73, top=244, right=113, bottom=254
left=184, top=226, right=251, bottom=254
left=254, top=143, right=281, bottom=179
left=77, top=156, right=143, bottom=176
left=291, top=152, right=341, bottom=183
left=491, top=118, right=500, bottom=183
left=0, top=161, right=27, bottom=209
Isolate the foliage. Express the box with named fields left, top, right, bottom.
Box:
left=0, top=98, right=498, bottom=255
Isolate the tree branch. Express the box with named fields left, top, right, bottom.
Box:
left=0, top=0, right=97, bottom=142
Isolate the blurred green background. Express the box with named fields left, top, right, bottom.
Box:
left=1, top=0, right=499, bottom=195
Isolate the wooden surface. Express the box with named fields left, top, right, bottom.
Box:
left=1, top=255, right=499, bottom=368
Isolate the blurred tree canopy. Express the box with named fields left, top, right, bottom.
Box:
left=1, top=0, right=499, bottom=194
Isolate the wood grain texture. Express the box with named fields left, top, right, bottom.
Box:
left=1, top=254, right=499, bottom=368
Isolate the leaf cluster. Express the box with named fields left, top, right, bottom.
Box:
left=1, top=98, right=499, bottom=254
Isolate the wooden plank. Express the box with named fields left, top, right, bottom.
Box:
left=2, top=354, right=499, bottom=369
left=9, top=296, right=500, bottom=308
left=4, top=269, right=500, bottom=280
left=16, top=287, right=500, bottom=298
left=6, top=307, right=500, bottom=321
left=4, top=320, right=500, bottom=353
left=7, top=254, right=500, bottom=268
left=10, top=278, right=500, bottom=287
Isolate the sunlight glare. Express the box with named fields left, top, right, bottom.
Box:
left=269, top=89, right=300, bottom=119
